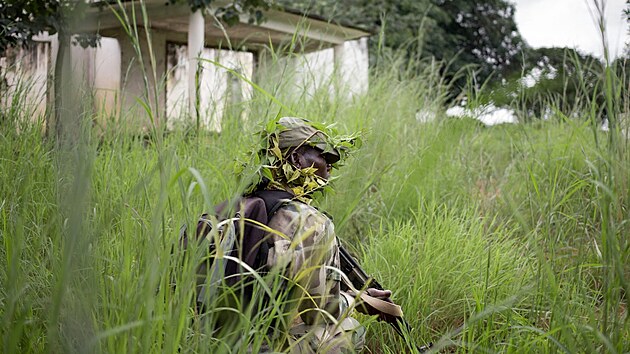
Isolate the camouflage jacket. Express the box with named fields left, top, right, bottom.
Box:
left=266, top=200, right=342, bottom=325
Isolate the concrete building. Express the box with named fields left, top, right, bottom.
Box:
left=1, top=0, right=370, bottom=132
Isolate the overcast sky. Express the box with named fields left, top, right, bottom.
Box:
left=512, top=0, right=629, bottom=59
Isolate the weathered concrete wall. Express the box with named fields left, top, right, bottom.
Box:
left=166, top=44, right=254, bottom=131
left=162, top=34, right=368, bottom=131
left=92, top=38, right=121, bottom=123
left=114, top=28, right=167, bottom=131
left=67, top=36, right=121, bottom=130
left=0, top=42, right=50, bottom=121
left=1, top=33, right=122, bottom=132
left=338, top=37, right=369, bottom=97
left=290, top=37, right=369, bottom=101
left=2, top=30, right=369, bottom=132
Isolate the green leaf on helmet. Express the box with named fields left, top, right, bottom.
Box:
left=261, top=167, right=274, bottom=181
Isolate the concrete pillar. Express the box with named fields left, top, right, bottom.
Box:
left=93, top=38, right=121, bottom=121
left=333, top=43, right=346, bottom=98
left=333, top=39, right=369, bottom=98
left=188, top=10, right=205, bottom=124
left=333, top=43, right=345, bottom=69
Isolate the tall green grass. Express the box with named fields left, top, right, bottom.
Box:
left=1, top=3, right=629, bottom=353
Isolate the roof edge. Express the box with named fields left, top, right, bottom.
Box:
left=280, top=7, right=375, bottom=35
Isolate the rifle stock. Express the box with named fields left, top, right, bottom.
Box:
left=338, top=243, right=432, bottom=353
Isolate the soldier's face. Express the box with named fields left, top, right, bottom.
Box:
left=292, top=146, right=332, bottom=180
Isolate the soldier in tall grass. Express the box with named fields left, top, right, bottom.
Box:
left=189, top=117, right=392, bottom=353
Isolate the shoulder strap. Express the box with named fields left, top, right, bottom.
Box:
left=250, top=190, right=293, bottom=269
left=251, top=190, right=293, bottom=217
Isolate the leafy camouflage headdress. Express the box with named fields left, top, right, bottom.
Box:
left=247, top=117, right=360, bottom=202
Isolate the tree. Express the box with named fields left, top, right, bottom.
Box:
left=434, top=1, right=524, bottom=82
left=167, top=0, right=273, bottom=26
left=490, top=47, right=605, bottom=121
left=1, top=1, right=60, bottom=55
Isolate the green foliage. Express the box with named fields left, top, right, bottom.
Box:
left=167, top=0, right=273, bottom=25
left=1, top=0, right=60, bottom=54
left=0, top=0, right=97, bottom=56
left=1, top=18, right=629, bottom=354
left=492, top=47, right=606, bottom=120
left=239, top=116, right=361, bottom=199
left=431, top=0, right=524, bottom=85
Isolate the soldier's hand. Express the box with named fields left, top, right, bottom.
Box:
left=366, top=288, right=392, bottom=300
left=355, top=288, right=403, bottom=323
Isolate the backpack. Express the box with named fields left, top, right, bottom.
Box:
left=179, top=190, right=294, bottom=311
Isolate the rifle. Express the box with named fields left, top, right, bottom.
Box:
left=338, top=244, right=432, bottom=353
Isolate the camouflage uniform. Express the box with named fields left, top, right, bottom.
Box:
left=241, top=117, right=364, bottom=353
left=266, top=200, right=365, bottom=353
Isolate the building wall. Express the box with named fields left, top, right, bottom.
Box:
left=114, top=28, right=168, bottom=131
left=2, top=31, right=369, bottom=132
left=91, top=38, right=121, bottom=122
left=0, top=42, right=50, bottom=121
left=0, top=34, right=122, bottom=132
left=165, top=44, right=254, bottom=131
left=338, top=37, right=369, bottom=97
left=68, top=37, right=122, bottom=131
left=289, top=37, right=369, bottom=101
